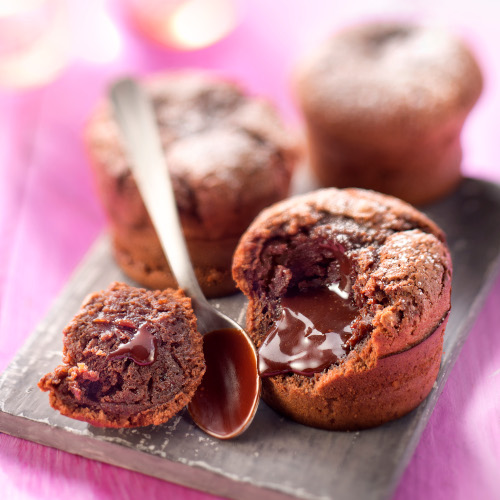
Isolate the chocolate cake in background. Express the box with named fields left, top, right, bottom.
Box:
left=294, top=21, right=483, bottom=205
left=85, top=71, right=300, bottom=297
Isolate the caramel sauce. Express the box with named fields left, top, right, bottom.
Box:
left=107, top=321, right=157, bottom=366
left=259, top=285, right=358, bottom=377
left=188, top=328, right=259, bottom=439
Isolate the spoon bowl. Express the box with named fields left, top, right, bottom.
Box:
left=110, top=77, right=261, bottom=439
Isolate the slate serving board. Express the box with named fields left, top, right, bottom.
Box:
left=1, top=177, right=500, bottom=500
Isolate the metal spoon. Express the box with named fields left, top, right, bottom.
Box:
left=110, top=77, right=261, bottom=440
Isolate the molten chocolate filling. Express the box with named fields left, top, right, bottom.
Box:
left=188, top=328, right=259, bottom=438
left=101, top=318, right=157, bottom=366
left=258, top=284, right=358, bottom=377
left=257, top=236, right=366, bottom=377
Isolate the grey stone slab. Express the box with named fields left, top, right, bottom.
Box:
left=1, top=177, right=500, bottom=500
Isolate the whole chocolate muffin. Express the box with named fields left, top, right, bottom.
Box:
left=294, top=21, right=483, bottom=205
left=233, top=188, right=452, bottom=430
left=86, top=71, right=299, bottom=297
left=39, top=282, right=205, bottom=428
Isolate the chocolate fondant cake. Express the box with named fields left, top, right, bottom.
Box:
left=294, top=21, right=483, bottom=205
left=233, top=188, right=452, bottom=430
left=39, top=282, right=205, bottom=427
left=85, top=71, right=299, bottom=297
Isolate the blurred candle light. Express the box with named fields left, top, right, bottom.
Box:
left=124, top=0, right=239, bottom=50
left=0, top=0, right=69, bottom=88
left=168, top=0, right=237, bottom=49
left=75, top=1, right=122, bottom=64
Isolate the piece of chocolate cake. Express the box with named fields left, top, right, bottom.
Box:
left=39, top=282, right=205, bottom=428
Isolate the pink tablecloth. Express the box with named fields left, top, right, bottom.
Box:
left=1, top=1, right=499, bottom=499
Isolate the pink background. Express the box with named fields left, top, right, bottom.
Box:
left=1, top=1, right=499, bottom=499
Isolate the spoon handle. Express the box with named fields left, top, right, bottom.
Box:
left=110, top=78, right=209, bottom=309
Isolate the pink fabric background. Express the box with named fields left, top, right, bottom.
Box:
left=1, top=1, right=499, bottom=499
